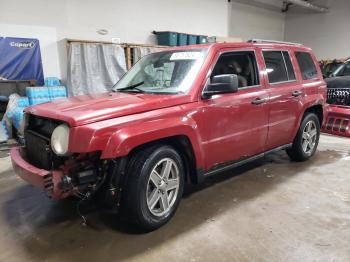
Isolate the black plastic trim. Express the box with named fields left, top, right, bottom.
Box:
left=202, top=144, right=292, bottom=177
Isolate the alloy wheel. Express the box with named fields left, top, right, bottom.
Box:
left=146, top=158, right=180, bottom=217
left=301, top=120, right=318, bottom=154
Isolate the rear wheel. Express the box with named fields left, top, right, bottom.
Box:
left=287, top=113, right=320, bottom=162
left=123, top=145, right=184, bottom=232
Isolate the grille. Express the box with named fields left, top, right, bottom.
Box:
left=327, top=88, right=350, bottom=106
left=24, top=115, right=64, bottom=170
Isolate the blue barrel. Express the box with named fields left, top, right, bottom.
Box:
left=197, top=35, right=208, bottom=44
left=155, top=31, right=178, bottom=46
left=177, top=33, right=188, bottom=46
left=187, top=35, right=197, bottom=45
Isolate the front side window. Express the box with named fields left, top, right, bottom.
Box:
left=295, top=52, right=318, bottom=80
left=211, top=51, right=259, bottom=88
left=113, top=49, right=208, bottom=94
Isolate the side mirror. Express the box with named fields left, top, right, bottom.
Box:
left=202, top=74, right=239, bottom=99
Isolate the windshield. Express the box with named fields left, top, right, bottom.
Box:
left=113, top=49, right=208, bottom=94
left=332, top=60, right=350, bottom=77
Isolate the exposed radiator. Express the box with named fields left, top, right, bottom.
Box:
left=24, top=114, right=65, bottom=170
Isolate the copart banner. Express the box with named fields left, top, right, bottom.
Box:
left=0, top=37, right=44, bottom=85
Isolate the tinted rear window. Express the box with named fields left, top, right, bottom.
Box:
left=295, top=52, right=318, bottom=80
left=282, top=51, right=296, bottom=81
left=263, top=51, right=288, bottom=83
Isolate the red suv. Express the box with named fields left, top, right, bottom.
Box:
left=11, top=40, right=327, bottom=231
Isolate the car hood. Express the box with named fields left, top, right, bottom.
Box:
left=326, top=76, right=350, bottom=89
left=25, top=92, right=192, bottom=126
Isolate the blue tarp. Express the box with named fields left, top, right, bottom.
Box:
left=0, top=37, right=44, bottom=85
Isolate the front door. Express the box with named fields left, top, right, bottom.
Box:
left=198, top=50, right=269, bottom=170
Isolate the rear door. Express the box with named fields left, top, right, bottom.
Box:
left=262, top=49, right=304, bottom=150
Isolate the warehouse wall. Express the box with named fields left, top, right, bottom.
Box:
left=0, top=0, right=288, bottom=82
left=284, top=0, right=350, bottom=60
left=3, top=0, right=347, bottom=83
left=61, top=0, right=228, bottom=44
left=0, top=0, right=229, bottom=42
left=229, top=0, right=285, bottom=41
left=0, top=0, right=229, bottom=81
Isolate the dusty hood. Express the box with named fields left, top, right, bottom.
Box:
left=25, top=92, right=192, bottom=126
left=326, top=76, right=350, bottom=89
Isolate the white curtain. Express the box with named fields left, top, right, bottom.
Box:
left=67, top=43, right=127, bottom=96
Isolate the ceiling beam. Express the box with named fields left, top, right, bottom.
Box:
left=283, top=0, right=329, bottom=13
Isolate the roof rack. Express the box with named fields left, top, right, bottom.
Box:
left=248, top=39, right=303, bottom=46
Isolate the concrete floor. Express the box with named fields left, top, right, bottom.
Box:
left=0, top=134, right=349, bottom=262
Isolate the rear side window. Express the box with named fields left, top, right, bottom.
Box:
left=263, top=51, right=288, bottom=83
left=263, top=51, right=297, bottom=84
left=282, top=51, right=296, bottom=80
left=295, top=52, right=318, bottom=80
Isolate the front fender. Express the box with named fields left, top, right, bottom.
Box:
left=100, top=117, right=205, bottom=168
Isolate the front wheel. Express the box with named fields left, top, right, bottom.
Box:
left=287, top=113, right=320, bottom=162
left=123, top=145, right=185, bottom=232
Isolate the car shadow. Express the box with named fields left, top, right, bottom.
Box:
left=0, top=150, right=339, bottom=261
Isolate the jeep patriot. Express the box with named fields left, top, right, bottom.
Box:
left=11, top=40, right=327, bottom=231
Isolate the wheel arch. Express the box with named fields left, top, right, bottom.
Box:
left=291, top=103, right=324, bottom=142
left=304, top=104, right=324, bottom=126
left=124, top=135, right=199, bottom=184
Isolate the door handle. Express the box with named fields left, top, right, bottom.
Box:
left=292, top=91, right=302, bottom=97
left=251, top=98, right=267, bottom=105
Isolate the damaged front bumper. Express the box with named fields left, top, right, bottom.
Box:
left=10, top=146, right=74, bottom=199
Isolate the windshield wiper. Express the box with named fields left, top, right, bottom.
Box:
left=114, top=81, right=145, bottom=93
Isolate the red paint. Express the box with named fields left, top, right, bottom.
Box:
left=11, top=147, right=50, bottom=188
left=12, top=42, right=326, bottom=198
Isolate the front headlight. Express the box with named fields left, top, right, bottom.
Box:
left=51, top=124, right=70, bottom=156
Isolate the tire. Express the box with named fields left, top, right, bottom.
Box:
left=287, top=113, right=320, bottom=162
left=123, top=145, right=185, bottom=232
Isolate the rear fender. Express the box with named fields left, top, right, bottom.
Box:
left=293, top=99, right=324, bottom=139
